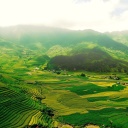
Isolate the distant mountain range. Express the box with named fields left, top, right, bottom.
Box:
left=0, top=25, right=128, bottom=72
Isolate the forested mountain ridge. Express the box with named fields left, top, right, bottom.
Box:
left=47, top=47, right=128, bottom=72
left=0, top=25, right=128, bottom=72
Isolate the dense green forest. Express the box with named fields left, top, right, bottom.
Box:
left=47, top=48, right=128, bottom=72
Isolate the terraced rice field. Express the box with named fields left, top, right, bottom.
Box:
left=0, top=71, right=128, bottom=127
left=0, top=85, right=53, bottom=128
left=40, top=73, right=128, bottom=127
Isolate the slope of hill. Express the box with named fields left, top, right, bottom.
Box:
left=0, top=25, right=128, bottom=51
left=107, top=31, right=128, bottom=46
left=47, top=47, right=128, bottom=72
left=0, top=25, right=128, bottom=72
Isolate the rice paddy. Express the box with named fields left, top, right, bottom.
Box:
left=0, top=70, right=128, bottom=127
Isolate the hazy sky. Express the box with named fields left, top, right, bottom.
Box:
left=0, top=0, right=128, bottom=32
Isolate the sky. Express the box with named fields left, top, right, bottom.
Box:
left=0, top=0, right=128, bottom=32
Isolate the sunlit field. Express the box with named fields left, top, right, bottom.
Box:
left=1, top=68, right=128, bottom=128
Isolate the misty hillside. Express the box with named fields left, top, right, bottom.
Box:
left=0, top=25, right=128, bottom=72
left=0, top=25, right=127, bottom=49
left=107, top=31, right=128, bottom=46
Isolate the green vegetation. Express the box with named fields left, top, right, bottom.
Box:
left=1, top=25, right=128, bottom=127
left=65, top=83, right=126, bottom=95
left=1, top=68, right=128, bottom=127
left=47, top=48, right=128, bottom=72
left=0, top=85, right=54, bottom=128
left=58, top=108, right=128, bottom=128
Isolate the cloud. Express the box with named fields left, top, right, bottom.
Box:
left=74, top=0, right=91, bottom=4
left=0, top=0, right=128, bottom=32
left=121, top=0, right=128, bottom=4
left=111, top=0, right=128, bottom=16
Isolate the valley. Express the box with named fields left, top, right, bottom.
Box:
left=0, top=25, right=128, bottom=128
left=1, top=68, right=128, bottom=128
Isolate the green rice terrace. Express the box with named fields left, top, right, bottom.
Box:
left=1, top=67, right=128, bottom=128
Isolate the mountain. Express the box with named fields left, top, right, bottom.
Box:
left=0, top=25, right=128, bottom=72
left=107, top=31, right=128, bottom=46
left=0, top=25, right=127, bottom=50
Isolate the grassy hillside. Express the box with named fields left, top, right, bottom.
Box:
left=1, top=25, right=128, bottom=73
left=0, top=26, right=128, bottom=58
left=47, top=48, right=128, bottom=72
